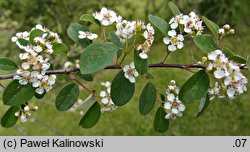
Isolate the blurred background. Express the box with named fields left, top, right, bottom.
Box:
left=0, top=0, right=250, bottom=135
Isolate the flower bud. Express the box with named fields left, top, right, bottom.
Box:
left=223, top=24, right=230, bottom=30
left=202, top=57, right=208, bottom=63
left=218, top=29, right=225, bottom=35
left=33, top=106, right=39, bottom=111
left=20, top=114, right=27, bottom=123
left=15, top=111, right=20, bottom=117
left=24, top=106, right=30, bottom=112
left=228, top=29, right=235, bottom=35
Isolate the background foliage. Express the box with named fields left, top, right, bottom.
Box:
left=0, top=0, right=250, bottom=135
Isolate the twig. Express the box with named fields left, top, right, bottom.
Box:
left=0, top=63, right=248, bottom=80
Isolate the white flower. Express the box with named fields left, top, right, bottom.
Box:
left=123, top=62, right=139, bottom=83
left=93, top=7, right=118, bottom=26
left=78, top=31, right=98, bottom=40
left=164, top=80, right=185, bottom=120
left=214, top=69, right=225, bottom=79
left=99, top=81, right=117, bottom=112
left=21, top=62, right=30, bottom=70
left=20, top=114, right=27, bottom=123
left=115, top=20, right=136, bottom=41
left=163, top=30, right=184, bottom=51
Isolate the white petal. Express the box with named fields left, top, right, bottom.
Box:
left=171, top=23, right=178, bottom=29
left=168, top=30, right=176, bottom=37
left=167, top=93, right=175, bottom=102
left=168, top=45, right=177, bottom=51
left=227, top=88, right=235, bottom=98
left=130, top=62, right=135, bottom=69
left=133, top=71, right=139, bottom=77
left=164, top=102, right=171, bottom=110
left=177, top=42, right=184, bottom=49
left=139, top=52, right=148, bottom=59
left=11, top=37, right=18, bottom=42
left=36, top=88, right=44, bottom=95
left=100, top=91, right=106, bottom=97
left=101, top=98, right=109, bottom=105
left=214, top=69, right=225, bottom=79
left=32, top=81, right=41, bottom=88
left=123, top=65, right=129, bottom=72
left=184, top=27, right=192, bottom=33
left=21, top=62, right=30, bottom=70
left=224, top=77, right=232, bottom=86
left=178, top=104, right=185, bottom=111
left=129, top=76, right=136, bottom=83
left=163, top=37, right=170, bottom=44
left=172, top=108, right=179, bottom=114
left=165, top=113, right=171, bottom=119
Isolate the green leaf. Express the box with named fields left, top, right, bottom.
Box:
left=34, top=92, right=46, bottom=99
left=110, top=32, right=122, bottom=58
left=3, top=80, right=34, bottom=106
left=196, top=94, right=210, bottom=118
left=76, top=72, right=94, bottom=81
left=80, top=14, right=100, bottom=25
left=179, top=70, right=210, bottom=104
left=0, top=57, right=18, bottom=71
left=231, top=55, right=246, bottom=64
left=1, top=106, right=19, bottom=128
left=134, top=50, right=148, bottom=74
left=193, top=34, right=220, bottom=53
left=111, top=70, right=135, bottom=106
left=168, top=2, right=181, bottom=16
left=17, top=39, right=29, bottom=46
left=247, top=56, right=250, bottom=72
left=222, top=47, right=235, bottom=59
left=154, top=107, right=169, bottom=133
left=29, top=29, right=44, bottom=44
left=148, top=15, right=168, bottom=36
left=52, top=43, right=68, bottom=55
left=139, top=82, right=156, bottom=115
left=80, top=42, right=119, bottom=74
left=79, top=102, right=101, bottom=128
left=67, top=23, right=90, bottom=47
left=55, top=83, right=80, bottom=111
left=202, top=16, right=220, bottom=40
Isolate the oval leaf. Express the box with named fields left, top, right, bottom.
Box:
left=193, top=34, right=219, bottom=53
left=18, top=39, right=29, bottom=46
left=139, top=82, right=156, bottom=115
left=76, top=72, right=94, bottom=81
left=79, top=102, right=101, bottom=128
left=179, top=70, right=210, bottom=104
left=110, top=32, right=122, bottom=58
left=1, top=106, right=19, bottom=128
left=29, top=29, right=44, bottom=44
left=111, top=70, right=135, bottom=106
left=202, top=16, right=220, bottom=40
left=55, top=83, right=79, bottom=111
left=52, top=43, right=68, bottom=55
left=80, top=42, right=119, bottom=74
left=154, top=107, right=169, bottom=133
left=168, top=2, right=181, bottom=16
left=134, top=50, right=148, bottom=74
left=80, top=14, right=100, bottom=25
left=0, top=57, right=18, bottom=71
left=196, top=94, right=210, bottom=118
left=148, top=15, right=168, bottom=36
left=67, top=23, right=90, bottom=47
left=3, top=80, right=34, bottom=106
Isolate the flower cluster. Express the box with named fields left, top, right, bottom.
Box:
left=163, top=80, right=185, bottom=120
left=15, top=105, right=38, bottom=123
left=218, top=24, right=235, bottom=36
left=78, top=31, right=98, bottom=40
left=93, top=7, right=120, bottom=26
left=164, top=12, right=203, bottom=51
left=205, top=50, right=248, bottom=100
left=99, top=81, right=117, bottom=112
left=123, top=62, right=139, bottom=83
left=12, top=24, right=60, bottom=95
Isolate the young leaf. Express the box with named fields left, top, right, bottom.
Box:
left=179, top=70, right=210, bottom=104
left=76, top=72, right=94, bottom=81
left=196, top=94, right=210, bottom=118
left=202, top=16, right=220, bottom=40
left=29, top=29, right=44, bottom=44
left=148, top=15, right=168, bottom=36
left=110, top=32, right=122, bottom=58
left=168, top=2, right=181, bottom=16
left=0, top=57, right=18, bottom=71
left=80, top=14, right=100, bottom=25
left=134, top=50, right=148, bottom=74
left=18, top=39, right=29, bottom=46
left=3, top=80, right=34, bottom=106
left=111, top=70, right=135, bottom=106
left=1, top=106, right=19, bottom=128
left=80, top=42, right=119, bottom=74
left=52, top=43, right=68, bottom=55
left=55, top=83, right=80, bottom=111
left=193, top=34, right=220, bottom=53
left=139, top=82, right=156, bottom=115
left=79, top=102, right=101, bottom=128
left=154, top=107, right=169, bottom=133
left=67, top=23, right=90, bottom=47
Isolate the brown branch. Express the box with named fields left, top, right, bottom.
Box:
left=0, top=63, right=248, bottom=80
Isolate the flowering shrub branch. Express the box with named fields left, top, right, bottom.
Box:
left=0, top=2, right=249, bottom=133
